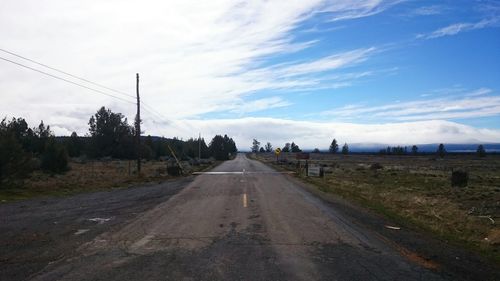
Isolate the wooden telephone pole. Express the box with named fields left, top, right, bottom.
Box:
left=136, top=73, right=141, bottom=174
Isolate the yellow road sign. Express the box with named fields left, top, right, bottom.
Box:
left=275, top=148, right=281, bottom=155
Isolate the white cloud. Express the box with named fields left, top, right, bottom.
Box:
left=0, top=0, right=391, bottom=135
left=158, top=118, right=500, bottom=148
left=3, top=0, right=497, bottom=149
left=322, top=0, right=404, bottom=21
left=229, top=97, right=291, bottom=115
left=418, top=18, right=499, bottom=39
left=321, top=88, right=500, bottom=121
left=412, top=5, right=444, bottom=16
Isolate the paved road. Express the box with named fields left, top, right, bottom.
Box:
left=3, top=154, right=498, bottom=280
left=15, top=153, right=449, bottom=281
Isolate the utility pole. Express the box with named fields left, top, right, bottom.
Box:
left=198, top=132, right=201, bottom=160
left=135, top=73, right=141, bottom=175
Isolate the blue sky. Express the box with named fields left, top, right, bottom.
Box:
left=203, top=0, right=500, bottom=130
left=1, top=0, right=500, bottom=148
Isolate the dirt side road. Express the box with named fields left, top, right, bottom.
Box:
left=1, top=154, right=498, bottom=280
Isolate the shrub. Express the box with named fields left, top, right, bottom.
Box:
left=41, top=138, right=69, bottom=174
left=0, top=134, right=32, bottom=187
left=370, top=163, right=383, bottom=170
left=451, top=170, right=468, bottom=187
left=167, top=166, right=182, bottom=176
left=477, top=145, right=486, bottom=158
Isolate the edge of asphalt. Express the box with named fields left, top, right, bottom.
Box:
left=249, top=155, right=500, bottom=281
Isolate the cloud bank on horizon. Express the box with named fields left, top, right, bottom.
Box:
left=1, top=0, right=499, bottom=148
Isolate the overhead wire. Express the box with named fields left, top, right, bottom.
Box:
left=0, top=50, right=172, bottom=124
left=0, top=56, right=136, bottom=104
left=0, top=48, right=135, bottom=99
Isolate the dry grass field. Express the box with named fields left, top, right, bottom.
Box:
left=254, top=152, right=500, bottom=261
left=0, top=159, right=215, bottom=202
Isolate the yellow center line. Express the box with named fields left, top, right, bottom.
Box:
left=243, top=193, right=248, bottom=208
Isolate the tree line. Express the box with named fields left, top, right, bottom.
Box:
left=251, top=137, right=488, bottom=158
left=0, top=106, right=237, bottom=187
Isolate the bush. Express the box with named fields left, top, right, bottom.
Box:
left=370, top=163, right=383, bottom=170
left=451, top=170, right=468, bottom=187
left=167, top=166, right=182, bottom=176
left=41, top=138, right=69, bottom=174
left=0, top=134, right=32, bottom=187
left=477, top=144, right=486, bottom=158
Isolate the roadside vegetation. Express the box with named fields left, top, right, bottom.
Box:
left=0, top=106, right=237, bottom=201
left=251, top=147, right=500, bottom=263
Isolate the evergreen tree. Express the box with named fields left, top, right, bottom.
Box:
left=312, top=148, right=320, bottom=153
left=264, top=142, right=273, bottom=152
left=411, top=145, right=418, bottom=155
left=88, top=106, right=135, bottom=159
left=41, top=138, right=69, bottom=174
left=436, top=143, right=446, bottom=158
left=291, top=142, right=302, bottom=152
left=209, top=135, right=237, bottom=160
left=342, top=143, right=349, bottom=155
left=251, top=139, right=260, bottom=153
left=65, top=132, right=82, bottom=157
left=33, top=120, right=53, bottom=154
left=0, top=133, right=32, bottom=186
left=329, top=139, right=338, bottom=154
left=259, top=147, right=265, bottom=153
left=282, top=143, right=291, bottom=152
left=477, top=144, right=486, bottom=157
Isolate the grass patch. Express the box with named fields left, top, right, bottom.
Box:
left=0, top=159, right=218, bottom=202
left=252, top=152, right=500, bottom=263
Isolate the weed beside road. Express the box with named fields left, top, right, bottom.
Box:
left=0, top=159, right=216, bottom=202
left=252, top=152, right=500, bottom=263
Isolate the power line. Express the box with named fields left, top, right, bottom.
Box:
left=0, top=56, right=136, bottom=104
left=0, top=48, right=135, bottom=99
left=1, top=50, right=171, bottom=123
left=141, top=101, right=171, bottom=123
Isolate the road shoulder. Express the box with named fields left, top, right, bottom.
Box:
left=252, top=156, right=500, bottom=281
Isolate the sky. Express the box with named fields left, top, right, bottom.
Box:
left=1, top=0, right=500, bottom=149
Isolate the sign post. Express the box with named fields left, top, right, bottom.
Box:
left=275, top=148, right=281, bottom=164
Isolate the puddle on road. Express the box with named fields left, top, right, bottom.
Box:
left=74, top=229, right=90, bottom=235
left=88, top=217, right=113, bottom=224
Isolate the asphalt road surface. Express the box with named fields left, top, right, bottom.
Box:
left=1, top=154, right=498, bottom=280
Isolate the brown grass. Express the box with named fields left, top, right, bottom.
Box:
left=0, top=159, right=215, bottom=201
left=254, top=152, right=500, bottom=261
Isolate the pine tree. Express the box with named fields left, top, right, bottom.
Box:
left=342, top=143, right=349, bottom=155
left=282, top=143, right=291, bottom=152
left=251, top=139, right=260, bottom=153
left=291, top=142, right=302, bottom=153
left=264, top=142, right=273, bottom=152
left=329, top=139, right=338, bottom=154
left=477, top=144, right=486, bottom=157
left=411, top=145, right=418, bottom=155
left=436, top=143, right=446, bottom=158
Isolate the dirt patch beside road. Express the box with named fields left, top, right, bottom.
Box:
left=0, top=177, right=192, bottom=281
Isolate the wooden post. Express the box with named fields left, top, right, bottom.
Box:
left=198, top=132, right=201, bottom=160
left=167, top=144, right=183, bottom=174
left=136, top=73, right=141, bottom=175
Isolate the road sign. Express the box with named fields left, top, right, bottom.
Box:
left=295, top=152, right=310, bottom=160
left=275, top=148, right=281, bottom=155
left=308, top=165, right=321, bottom=177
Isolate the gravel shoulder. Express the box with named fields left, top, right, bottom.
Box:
left=0, top=177, right=193, bottom=281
